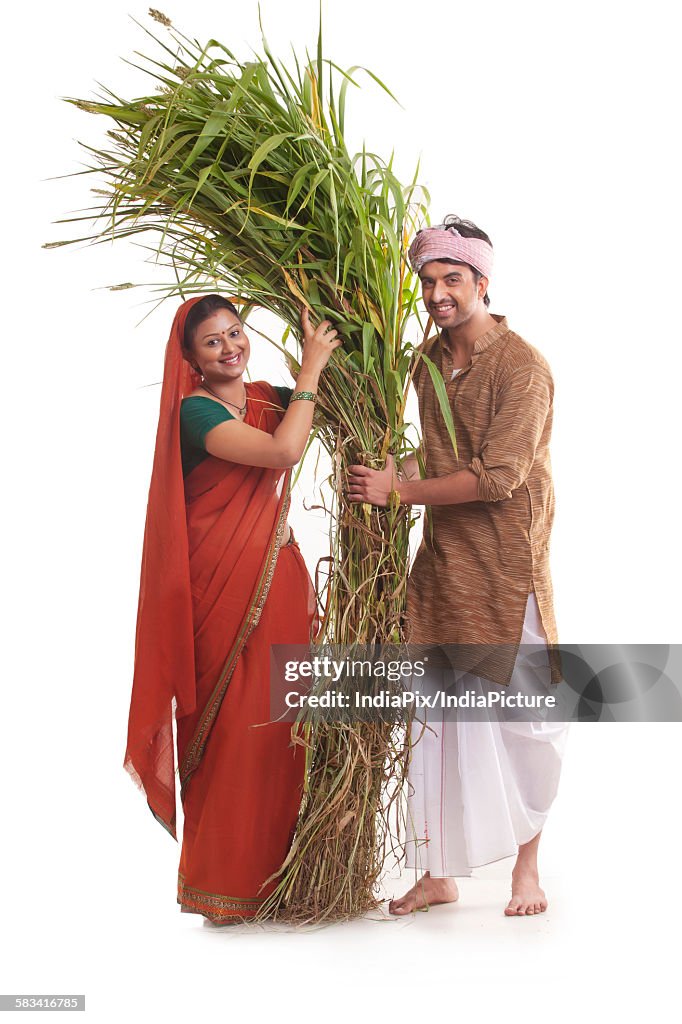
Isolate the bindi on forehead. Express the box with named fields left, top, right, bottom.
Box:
left=199, top=319, right=241, bottom=340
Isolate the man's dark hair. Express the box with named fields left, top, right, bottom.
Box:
left=182, top=294, right=241, bottom=353
left=434, top=214, right=492, bottom=307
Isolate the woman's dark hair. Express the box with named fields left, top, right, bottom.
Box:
left=182, top=294, right=241, bottom=354
left=436, top=214, right=493, bottom=307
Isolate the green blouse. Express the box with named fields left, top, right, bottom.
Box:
left=180, top=387, right=292, bottom=477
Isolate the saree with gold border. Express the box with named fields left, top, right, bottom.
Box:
left=125, top=298, right=316, bottom=921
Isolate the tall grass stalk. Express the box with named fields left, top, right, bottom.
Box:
left=47, top=9, right=455, bottom=922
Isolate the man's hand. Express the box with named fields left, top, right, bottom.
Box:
left=347, top=454, right=397, bottom=508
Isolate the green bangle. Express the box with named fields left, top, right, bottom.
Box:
left=290, top=390, right=317, bottom=403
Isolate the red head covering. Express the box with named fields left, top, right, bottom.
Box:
left=123, top=296, right=204, bottom=839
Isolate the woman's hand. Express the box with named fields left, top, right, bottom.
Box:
left=300, top=307, right=342, bottom=373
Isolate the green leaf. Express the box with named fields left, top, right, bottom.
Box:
left=361, top=322, right=374, bottom=373
left=285, top=160, right=319, bottom=213
left=297, top=167, right=329, bottom=214
left=248, top=132, right=293, bottom=178
left=419, top=352, right=459, bottom=458
left=179, top=100, right=231, bottom=171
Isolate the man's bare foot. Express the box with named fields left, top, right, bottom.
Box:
left=389, top=872, right=459, bottom=915
left=504, top=868, right=548, bottom=916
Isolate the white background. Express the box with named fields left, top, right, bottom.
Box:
left=2, top=0, right=681, bottom=1021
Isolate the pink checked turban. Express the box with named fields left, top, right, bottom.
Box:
left=408, top=225, right=494, bottom=280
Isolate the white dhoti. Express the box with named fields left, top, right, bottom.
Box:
left=404, top=594, right=569, bottom=877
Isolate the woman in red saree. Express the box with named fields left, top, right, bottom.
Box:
left=124, top=294, right=340, bottom=922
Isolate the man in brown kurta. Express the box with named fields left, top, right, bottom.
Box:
left=348, top=215, right=567, bottom=918
left=408, top=310, right=560, bottom=687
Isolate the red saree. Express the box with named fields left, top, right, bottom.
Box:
left=125, top=297, right=316, bottom=921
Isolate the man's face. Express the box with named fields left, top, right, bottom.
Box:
left=419, top=260, right=487, bottom=332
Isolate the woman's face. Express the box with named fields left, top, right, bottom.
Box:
left=189, top=308, right=250, bottom=383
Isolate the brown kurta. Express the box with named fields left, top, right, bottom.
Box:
left=406, top=314, right=560, bottom=685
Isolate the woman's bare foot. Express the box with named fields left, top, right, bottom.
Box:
left=504, top=868, right=548, bottom=916
left=389, top=872, right=459, bottom=915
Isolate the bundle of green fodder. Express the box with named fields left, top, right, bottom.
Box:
left=48, top=9, right=457, bottom=921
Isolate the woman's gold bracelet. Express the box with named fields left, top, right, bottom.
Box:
left=290, top=391, right=317, bottom=404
